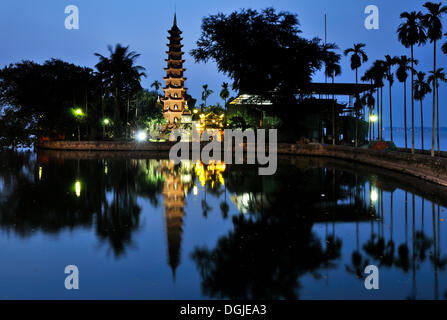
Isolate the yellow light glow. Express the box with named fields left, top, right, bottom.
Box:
left=75, top=180, right=82, bottom=198
left=370, top=189, right=378, bottom=202
left=38, top=167, right=42, bottom=181
left=193, top=109, right=198, bottom=114
left=75, top=109, right=84, bottom=116
left=370, top=115, right=378, bottom=122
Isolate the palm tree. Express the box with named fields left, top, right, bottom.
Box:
left=344, top=43, right=368, bottom=147
left=201, top=84, right=213, bottom=111
left=422, top=2, right=447, bottom=157
left=396, top=56, right=418, bottom=150
left=428, top=68, right=447, bottom=155
left=443, top=33, right=447, bottom=54
left=220, top=82, right=230, bottom=122
left=397, top=11, right=427, bottom=154
left=363, top=60, right=386, bottom=140
left=151, top=80, right=162, bottom=94
left=384, top=55, right=399, bottom=141
left=414, top=71, right=432, bottom=151
left=361, top=90, right=375, bottom=140
left=95, top=44, right=146, bottom=136
left=324, top=51, right=342, bottom=145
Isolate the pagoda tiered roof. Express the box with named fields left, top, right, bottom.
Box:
left=164, top=59, right=185, bottom=63
left=163, top=75, right=187, bottom=80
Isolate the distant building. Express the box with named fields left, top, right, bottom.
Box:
left=229, top=82, right=375, bottom=144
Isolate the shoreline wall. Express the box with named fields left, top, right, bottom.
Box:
left=38, top=141, right=447, bottom=188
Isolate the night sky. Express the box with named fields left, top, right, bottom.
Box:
left=0, top=0, right=445, bottom=127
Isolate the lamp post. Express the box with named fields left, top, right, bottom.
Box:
left=73, top=108, right=85, bottom=141
left=370, top=114, right=378, bottom=141
left=102, top=118, right=111, bottom=138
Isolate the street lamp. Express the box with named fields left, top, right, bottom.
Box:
left=370, top=114, right=378, bottom=140
left=72, top=108, right=85, bottom=141
left=135, top=130, right=147, bottom=142
left=370, top=189, right=378, bottom=202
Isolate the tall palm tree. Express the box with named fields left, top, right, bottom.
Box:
left=422, top=2, right=447, bottom=157
left=428, top=68, right=447, bottom=155
left=95, top=44, right=146, bottom=136
left=201, top=84, right=213, bottom=111
left=324, top=51, right=341, bottom=145
left=220, top=82, right=230, bottom=122
left=397, top=11, right=427, bottom=154
left=396, top=56, right=418, bottom=149
left=151, top=80, right=162, bottom=94
left=344, top=43, right=368, bottom=147
left=361, top=90, right=375, bottom=140
left=414, top=71, right=432, bottom=151
left=443, top=32, right=447, bottom=54
left=384, top=55, right=399, bottom=141
left=363, top=60, right=386, bottom=140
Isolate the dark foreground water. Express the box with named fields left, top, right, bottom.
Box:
left=0, top=150, right=447, bottom=300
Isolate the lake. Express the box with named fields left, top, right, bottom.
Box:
left=0, top=150, right=446, bottom=300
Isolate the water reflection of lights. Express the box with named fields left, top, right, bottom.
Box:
left=194, top=160, right=226, bottom=188
left=193, top=185, right=198, bottom=196
left=38, top=167, right=42, bottom=181
left=371, top=189, right=378, bottom=202
left=75, top=180, right=82, bottom=198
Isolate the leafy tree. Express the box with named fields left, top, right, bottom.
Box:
left=0, top=59, right=101, bottom=145
left=191, top=8, right=328, bottom=132
left=95, top=44, right=146, bottom=137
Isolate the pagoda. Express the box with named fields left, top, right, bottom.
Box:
left=162, top=14, right=188, bottom=128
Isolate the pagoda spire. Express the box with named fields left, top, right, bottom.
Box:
left=162, top=11, right=187, bottom=128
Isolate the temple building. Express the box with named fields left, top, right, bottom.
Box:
left=162, top=14, right=189, bottom=128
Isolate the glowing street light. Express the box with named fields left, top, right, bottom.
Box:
left=193, top=109, right=199, bottom=114
left=370, top=114, right=378, bottom=122
left=370, top=189, right=378, bottom=202
left=136, top=130, right=147, bottom=142
left=72, top=108, right=85, bottom=141
left=75, top=180, right=82, bottom=198
left=102, top=118, right=111, bottom=125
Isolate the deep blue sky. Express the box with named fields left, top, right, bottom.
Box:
left=0, top=0, right=445, bottom=127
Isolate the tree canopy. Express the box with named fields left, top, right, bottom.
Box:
left=191, top=8, right=329, bottom=107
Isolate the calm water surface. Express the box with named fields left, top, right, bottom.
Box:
left=0, top=150, right=447, bottom=300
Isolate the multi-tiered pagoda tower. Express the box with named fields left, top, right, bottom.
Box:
left=162, top=14, right=188, bottom=128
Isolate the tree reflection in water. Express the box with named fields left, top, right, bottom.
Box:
left=0, top=151, right=446, bottom=299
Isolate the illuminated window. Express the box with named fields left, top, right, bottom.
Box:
left=174, top=117, right=178, bottom=124
left=174, top=105, right=178, bottom=110
left=174, top=93, right=178, bottom=98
